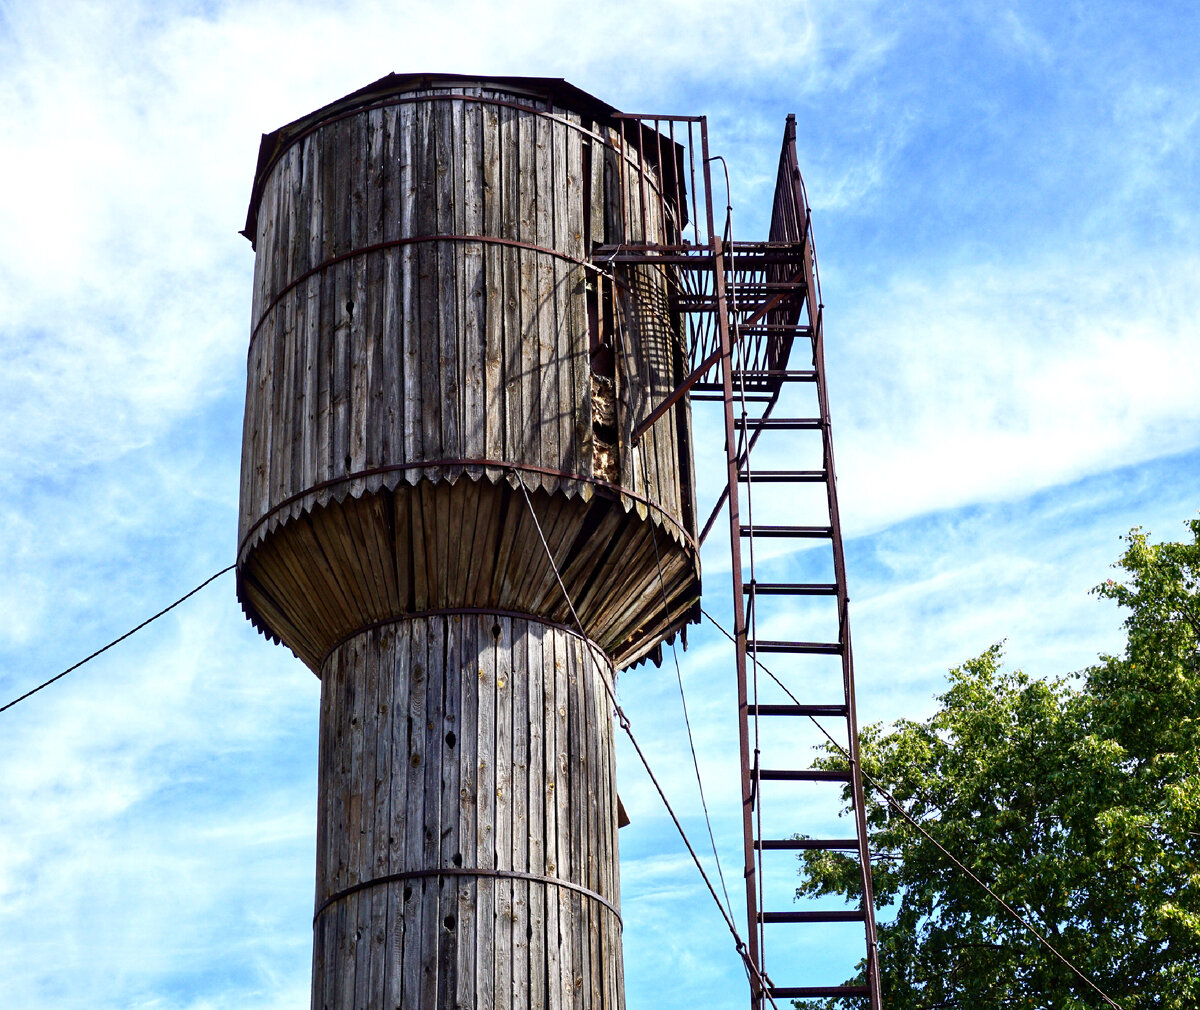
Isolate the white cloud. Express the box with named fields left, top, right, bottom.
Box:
left=826, top=250, right=1200, bottom=532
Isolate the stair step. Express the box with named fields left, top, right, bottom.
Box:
left=739, top=524, right=832, bottom=539
left=733, top=369, right=818, bottom=383
left=753, top=640, right=842, bottom=655
left=747, top=703, right=848, bottom=717
left=767, top=986, right=871, bottom=1000
left=738, top=470, right=827, bottom=483
left=727, top=282, right=803, bottom=293
left=756, top=838, right=859, bottom=850
left=732, top=325, right=811, bottom=338
left=746, top=582, right=837, bottom=596
left=733, top=417, right=822, bottom=431
left=758, top=768, right=852, bottom=782
left=692, top=391, right=771, bottom=402
left=759, top=910, right=866, bottom=924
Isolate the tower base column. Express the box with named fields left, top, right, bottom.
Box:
left=312, top=612, right=625, bottom=1010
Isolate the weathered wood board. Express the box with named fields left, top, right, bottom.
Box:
left=313, top=614, right=624, bottom=1010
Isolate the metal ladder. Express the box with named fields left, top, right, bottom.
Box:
left=599, top=113, right=882, bottom=1009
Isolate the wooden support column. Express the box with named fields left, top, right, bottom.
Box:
left=311, top=612, right=625, bottom=1010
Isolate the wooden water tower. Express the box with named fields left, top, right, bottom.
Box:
left=237, top=74, right=700, bottom=1009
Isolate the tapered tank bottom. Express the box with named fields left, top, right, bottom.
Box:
left=313, top=613, right=624, bottom=1009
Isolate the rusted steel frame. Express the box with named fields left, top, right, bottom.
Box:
left=667, top=119, right=681, bottom=242
left=784, top=123, right=823, bottom=312
left=652, top=118, right=672, bottom=242
left=616, top=119, right=630, bottom=245
left=808, top=294, right=882, bottom=1004
left=248, top=233, right=590, bottom=348
left=634, top=122, right=650, bottom=243
left=605, top=121, right=683, bottom=239
left=702, top=135, right=762, bottom=1008
left=686, top=266, right=804, bottom=540
left=317, top=606, right=602, bottom=673
left=610, top=112, right=705, bottom=244
left=313, top=866, right=622, bottom=926
left=630, top=344, right=722, bottom=445
left=763, top=116, right=807, bottom=371
left=630, top=270, right=800, bottom=446
left=769, top=117, right=803, bottom=246
left=696, top=391, right=783, bottom=548
left=688, top=121, right=701, bottom=243
left=237, top=458, right=699, bottom=560
left=612, top=112, right=706, bottom=122
left=687, top=265, right=720, bottom=374
left=724, top=250, right=808, bottom=269
left=599, top=247, right=714, bottom=263
left=738, top=275, right=804, bottom=334
left=773, top=112, right=878, bottom=1004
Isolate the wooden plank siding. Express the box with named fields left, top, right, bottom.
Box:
left=312, top=615, right=623, bottom=1010
left=238, top=84, right=699, bottom=674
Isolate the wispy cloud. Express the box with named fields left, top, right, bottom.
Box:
left=826, top=250, right=1200, bottom=531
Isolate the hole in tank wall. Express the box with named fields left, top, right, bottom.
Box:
left=589, top=274, right=619, bottom=483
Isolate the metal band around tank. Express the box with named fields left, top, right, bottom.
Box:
left=317, top=606, right=619, bottom=674
left=248, top=233, right=594, bottom=350
left=313, top=867, right=622, bottom=927
left=237, top=459, right=700, bottom=560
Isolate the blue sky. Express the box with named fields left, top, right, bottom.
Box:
left=1, top=1, right=1197, bottom=1007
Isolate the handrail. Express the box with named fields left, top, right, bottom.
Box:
left=763, top=114, right=820, bottom=375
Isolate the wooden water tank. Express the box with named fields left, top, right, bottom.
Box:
left=237, top=73, right=700, bottom=1010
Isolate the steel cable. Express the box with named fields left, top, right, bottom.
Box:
left=0, top=565, right=236, bottom=716
left=511, top=473, right=783, bottom=1010
left=608, top=278, right=737, bottom=924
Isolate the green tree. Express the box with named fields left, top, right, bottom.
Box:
left=799, top=520, right=1200, bottom=1009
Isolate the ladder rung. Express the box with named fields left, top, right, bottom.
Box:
left=690, top=389, right=774, bottom=402
left=747, top=703, right=848, bottom=717
left=728, top=282, right=803, bottom=292
left=759, top=910, right=866, bottom=923
left=733, top=326, right=811, bottom=337
left=734, top=417, right=822, bottom=431
left=753, top=640, right=842, bottom=655
left=601, top=251, right=714, bottom=266
left=739, top=525, right=832, bottom=539
left=756, top=838, right=859, bottom=850
left=738, top=470, right=827, bottom=483
left=758, top=769, right=851, bottom=782
left=768, top=986, right=871, bottom=999
left=733, top=369, right=817, bottom=382
left=746, top=582, right=837, bottom=596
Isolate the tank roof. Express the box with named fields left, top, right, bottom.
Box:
left=242, top=73, right=622, bottom=242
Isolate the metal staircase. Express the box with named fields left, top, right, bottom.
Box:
left=598, top=113, right=881, bottom=1009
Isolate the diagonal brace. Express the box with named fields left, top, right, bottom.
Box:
left=629, top=272, right=805, bottom=446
